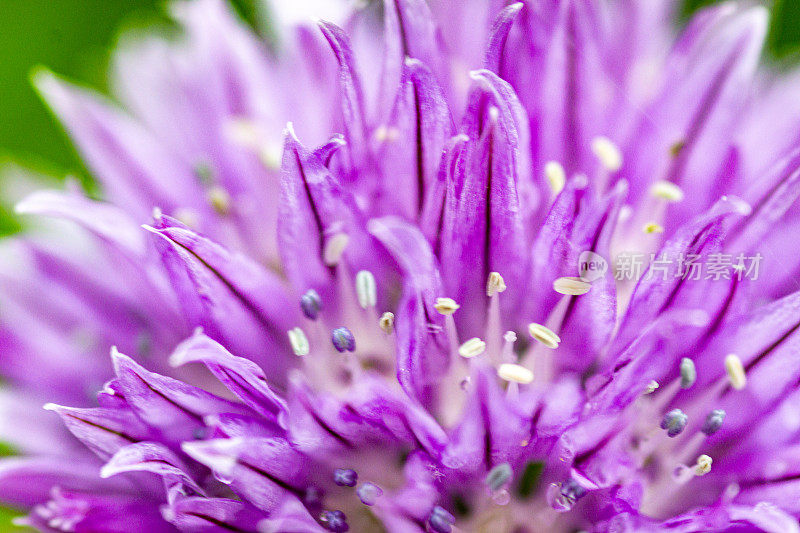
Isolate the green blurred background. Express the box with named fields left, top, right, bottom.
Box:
left=0, top=0, right=797, bottom=529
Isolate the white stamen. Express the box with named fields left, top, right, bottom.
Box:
left=725, top=354, right=746, bottom=390
left=643, top=222, right=664, bottom=234
left=528, top=323, right=561, bottom=349
left=379, top=312, right=394, bottom=334
left=373, top=125, right=400, bottom=142
left=459, top=337, right=486, bottom=359
left=355, top=270, right=377, bottom=309
left=435, top=297, right=460, bottom=315
left=694, top=454, right=713, bottom=476
left=174, top=208, right=200, bottom=230
left=323, top=233, right=350, bottom=266
left=287, top=327, right=310, bottom=356
left=650, top=181, right=685, bottom=203
left=207, top=186, right=231, bottom=216
left=224, top=118, right=262, bottom=149
left=497, top=363, right=534, bottom=384
left=502, top=331, right=517, bottom=363
left=643, top=380, right=660, bottom=394
left=591, top=136, right=623, bottom=171
left=553, top=276, right=592, bottom=296
left=259, top=144, right=283, bottom=170
left=488, top=106, right=500, bottom=123
left=486, top=272, right=507, bottom=297
left=544, top=161, right=566, bottom=195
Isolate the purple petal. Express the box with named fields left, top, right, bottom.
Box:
left=181, top=437, right=307, bottom=512
left=100, top=441, right=203, bottom=497
left=440, top=69, right=531, bottom=334
left=483, top=3, right=523, bottom=73
left=111, top=349, right=252, bottom=443
left=33, top=70, right=207, bottom=222
left=170, top=330, right=288, bottom=425
left=374, top=58, right=454, bottom=219
left=164, top=494, right=268, bottom=532
left=145, top=214, right=297, bottom=380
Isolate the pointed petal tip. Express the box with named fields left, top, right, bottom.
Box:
left=109, top=346, right=137, bottom=374
left=720, top=195, right=752, bottom=216
left=316, top=18, right=342, bottom=38
left=13, top=198, right=34, bottom=216
left=140, top=223, right=160, bottom=237
left=283, top=122, right=298, bottom=142
left=98, top=463, right=115, bottom=479
left=404, top=56, right=422, bottom=68
left=169, top=329, right=215, bottom=368
left=10, top=517, right=28, bottom=528
left=29, top=65, right=57, bottom=93
left=468, top=69, right=490, bottom=81
left=180, top=438, right=240, bottom=475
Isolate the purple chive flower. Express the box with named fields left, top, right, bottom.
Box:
left=4, top=0, right=800, bottom=532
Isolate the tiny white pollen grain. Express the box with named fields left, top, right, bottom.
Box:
left=694, top=454, right=713, bottom=476
left=643, top=222, right=664, bottom=234
left=486, top=271, right=507, bottom=297
left=544, top=161, right=566, bottom=195
left=379, top=312, right=395, bottom=334
left=323, top=233, right=350, bottom=266
left=459, top=337, right=486, bottom=359
left=553, top=276, right=592, bottom=296
left=528, top=323, right=561, bottom=349
left=498, top=363, right=534, bottom=384
left=725, top=354, right=746, bottom=390
left=287, top=327, right=310, bottom=356
left=591, top=136, right=622, bottom=171
left=643, top=380, right=660, bottom=394
left=207, top=186, right=231, bottom=216
left=434, top=297, right=460, bottom=315
left=650, top=181, right=684, bottom=203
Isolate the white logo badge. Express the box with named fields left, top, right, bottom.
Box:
left=578, top=251, right=608, bottom=282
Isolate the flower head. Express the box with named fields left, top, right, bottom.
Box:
left=4, top=0, right=800, bottom=532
